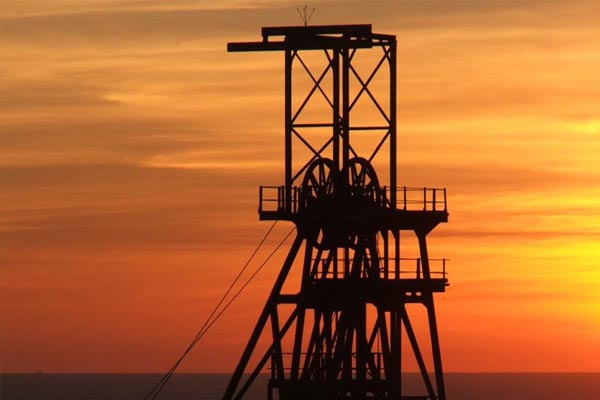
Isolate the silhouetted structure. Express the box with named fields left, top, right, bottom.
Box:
left=225, top=25, right=449, bottom=400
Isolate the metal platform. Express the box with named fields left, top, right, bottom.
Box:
left=258, top=185, right=448, bottom=232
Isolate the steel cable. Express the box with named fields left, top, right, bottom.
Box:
left=144, top=221, right=296, bottom=400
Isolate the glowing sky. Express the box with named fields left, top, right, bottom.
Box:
left=1, top=0, right=600, bottom=373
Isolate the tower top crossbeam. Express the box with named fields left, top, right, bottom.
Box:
left=228, top=24, right=386, bottom=52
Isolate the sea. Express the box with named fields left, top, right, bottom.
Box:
left=1, top=373, right=599, bottom=400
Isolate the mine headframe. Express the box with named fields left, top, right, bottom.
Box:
left=225, top=24, right=449, bottom=400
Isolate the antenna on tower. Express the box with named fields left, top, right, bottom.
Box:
left=296, top=4, right=316, bottom=26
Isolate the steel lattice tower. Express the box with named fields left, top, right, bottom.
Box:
left=225, top=25, right=449, bottom=400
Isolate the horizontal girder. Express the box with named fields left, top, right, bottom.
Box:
left=228, top=24, right=395, bottom=52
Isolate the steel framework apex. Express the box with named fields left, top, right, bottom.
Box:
left=229, top=24, right=399, bottom=217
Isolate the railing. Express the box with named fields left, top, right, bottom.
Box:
left=258, top=185, right=447, bottom=215
left=258, top=186, right=282, bottom=214
left=269, top=351, right=387, bottom=376
left=259, top=186, right=299, bottom=214
left=394, top=186, right=447, bottom=212
left=380, top=257, right=448, bottom=281
left=310, top=257, right=448, bottom=281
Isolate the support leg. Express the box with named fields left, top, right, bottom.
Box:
left=223, top=235, right=303, bottom=400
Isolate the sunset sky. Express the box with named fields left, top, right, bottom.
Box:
left=2, top=0, right=600, bottom=374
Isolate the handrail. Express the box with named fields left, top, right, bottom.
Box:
left=394, top=186, right=447, bottom=212
left=310, top=257, right=448, bottom=280
left=259, top=186, right=298, bottom=214
left=269, top=351, right=387, bottom=374
left=259, top=185, right=447, bottom=214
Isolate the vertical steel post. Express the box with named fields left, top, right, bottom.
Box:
left=285, top=49, right=293, bottom=212
left=427, top=296, right=447, bottom=400
left=389, top=308, right=401, bottom=397
left=390, top=39, right=397, bottom=207
left=333, top=49, right=341, bottom=171
left=417, top=233, right=431, bottom=280
left=417, top=231, right=446, bottom=399
left=342, top=46, right=350, bottom=173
